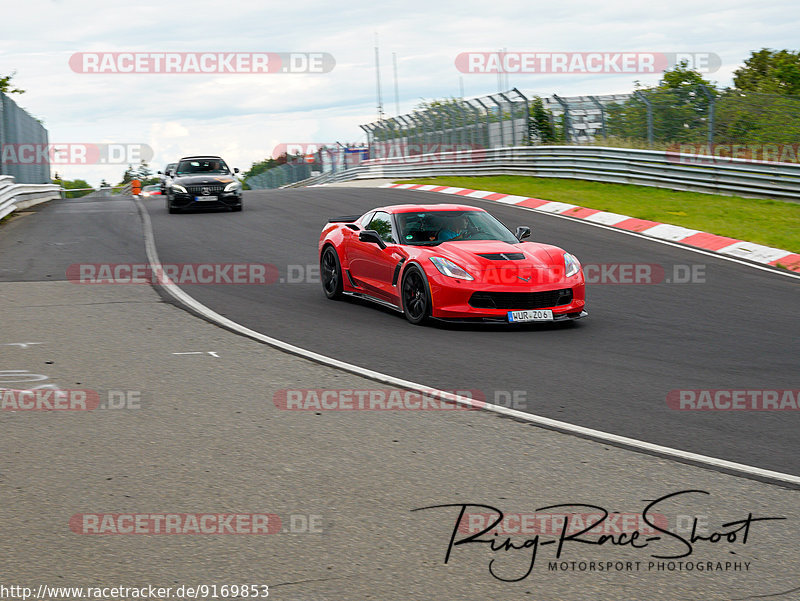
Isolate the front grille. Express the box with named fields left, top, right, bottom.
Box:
left=469, top=289, right=573, bottom=310
left=477, top=252, right=525, bottom=260
left=187, top=184, right=224, bottom=195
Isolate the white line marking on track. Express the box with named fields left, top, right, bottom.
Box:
left=134, top=197, right=800, bottom=487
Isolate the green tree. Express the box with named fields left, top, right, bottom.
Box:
left=243, top=157, right=279, bottom=180
left=0, top=71, right=24, bottom=95
left=58, top=178, right=93, bottom=199
left=528, top=96, right=559, bottom=144
left=118, top=165, right=137, bottom=186
left=733, top=49, right=800, bottom=96
left=606, top=62, right=717, bottom=144
left=135, top=159, right=153, bottom=180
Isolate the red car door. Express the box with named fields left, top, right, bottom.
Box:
left=346, top=211, right=403, bottom=303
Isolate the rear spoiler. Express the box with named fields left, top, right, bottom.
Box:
left=327, top=215, right=361, bottom=223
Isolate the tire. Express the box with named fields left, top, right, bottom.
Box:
left=320, top=246, right=343, bottom=300
left=166, top=198, right=178, bottom=214
left=401, top=265, right=431, bottom=324
left=231, top=204, right=243, bottom=212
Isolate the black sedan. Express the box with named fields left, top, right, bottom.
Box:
left=165, top=155, right=243, bottom=213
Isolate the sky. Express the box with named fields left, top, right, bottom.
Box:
left=2, top=0, right=799, bottom=186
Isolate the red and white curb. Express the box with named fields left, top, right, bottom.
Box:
left=382, top=183, right=800, bottom=273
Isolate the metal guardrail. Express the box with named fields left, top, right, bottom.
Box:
left=281, top=146, right=800, bottom=201
left=0, top=174, right=61, bottom=220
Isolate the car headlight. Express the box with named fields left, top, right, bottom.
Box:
left=171, top=184, right=188, bottom=194
left=224, top=181, right=241, bottom=192
left=564, top=252, right=581, bottom=277
left=430, top=256, right=474, bottom=280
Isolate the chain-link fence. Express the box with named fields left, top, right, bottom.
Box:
left=360, top=89, right=532, bottom=151
left=357, top=87, right=800, bottom=158
left=246, top=160, right=320, bottom=189
left=249, top=86, right=800, bottom=189
left=0, top=91, right=51, bottom=184
left=245, top=146, right=370, bottom=189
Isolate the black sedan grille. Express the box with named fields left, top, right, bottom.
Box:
left=469, top=289, right=573, bottom=310
left=186, top=184, right=224, bottom=195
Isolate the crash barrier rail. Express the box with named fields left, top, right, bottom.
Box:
left=280, top=145, right=800, bottom=201
left=0, top=174, right=61, bottom=220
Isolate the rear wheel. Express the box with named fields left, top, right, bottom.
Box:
left=321, top=246, right=343, bottom=299
left=401, top=266, right=430, bottom=324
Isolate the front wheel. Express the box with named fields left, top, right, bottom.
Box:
left=401, top=266, right=431, bottom=324
left=166, top=198, right=177, bottom=214
left=320, top=246, right=343, bottom=300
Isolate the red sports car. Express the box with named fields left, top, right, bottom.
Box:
left=318, top=203, right=587, bottom=325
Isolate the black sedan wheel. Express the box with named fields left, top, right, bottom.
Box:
left=402, top=266, right=430, bottom=324
left=321, top=246, right=343, bottom=299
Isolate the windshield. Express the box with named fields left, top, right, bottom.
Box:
left=175, top=159, right=230, bottom=175
left=394, top=210, right=519, bottom=245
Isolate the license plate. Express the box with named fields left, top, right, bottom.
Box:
left=508, top=309, right=553, bottom=322
left=195, top=195, right=218, bottom=202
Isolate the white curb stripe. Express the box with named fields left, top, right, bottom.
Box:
left=640, top=223, right=704, bottom=242
left=536, top=201, right=580, bottom=214
left=493, top=194, right=528, bottom=204
left=717, top=241, right=795, bottom=263
left=584, top=211, right=632, bottom=226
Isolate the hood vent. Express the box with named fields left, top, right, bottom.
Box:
left=476, top=252, right=526, bottom=261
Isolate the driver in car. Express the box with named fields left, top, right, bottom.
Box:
left=437, top=214, right=471, bottom=241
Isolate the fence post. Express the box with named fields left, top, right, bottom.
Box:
left=489, top=94, right=506, bottom=147
left=634, top=90, right=654, bottom=147
left=553, top=94, right=572, bottom=144
left=588, top=95, right=607, bottom=140
left=698, top=84, right=715, bottom=147
left=511, top=88, right=530, bottom=145
left=474, top=98, right=492, bottom=148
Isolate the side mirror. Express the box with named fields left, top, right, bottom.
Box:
left=234, top=167, right=240, bottom=173
left=359, top=229, right=387, bottom=249
left=157, top=170, right=163, bottom=175
left=166, top=170, right=175, bottom=177
left=515, top=226, right=531, bottom=241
